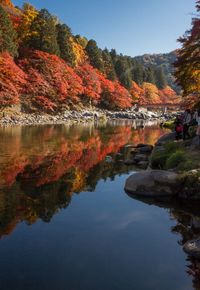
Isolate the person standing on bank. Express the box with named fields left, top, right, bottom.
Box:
left=183, top=109, right=192, bottom=139
left=196, top=111, right=200, bottom=145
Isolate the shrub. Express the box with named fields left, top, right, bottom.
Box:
left=165, top=150, right=186, bottom=169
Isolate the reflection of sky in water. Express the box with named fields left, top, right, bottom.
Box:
left=0, top=175, right=192, bottom=290
left=0, top=124, right=194, bottom=290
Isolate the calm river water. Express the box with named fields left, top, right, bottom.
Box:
left=0, top=121, right=199, bottom=290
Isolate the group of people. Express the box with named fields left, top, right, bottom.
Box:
left=174, top=109, right=200, bottom=143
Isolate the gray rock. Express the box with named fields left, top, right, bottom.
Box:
left=137, top=161, right=149, bottom=169
left=133, top=154, right=148, bottom=163
left=124, top=159, right=135, bottom=165
left=155, top=132, right=176, bottom=145
left=125, top=170, right=179, bottom=197
left=138, top=145, right=153, bottom=153
left=183, top=238, right=200, bottom=259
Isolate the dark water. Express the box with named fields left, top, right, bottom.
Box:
left=0, top=122, right=199, bottom=290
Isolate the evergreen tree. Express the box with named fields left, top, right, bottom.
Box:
left=102, top=49, right=117, bottom=81
left=115, top=57, right=132, bottom=89
left=56, top=23, right=76, bottom=66
left=144, top=66, right=156, bottom=84
left=85, top=39, right=104, bottom=72
left=28, top=9, right=60, bottom=55
left=155, top=66, right=167, bottom=89
left=110, top=49, right=117, bottom=63
left=132, top=62, right=144, bottom=85
left=0, top=5, right=18, bottom=56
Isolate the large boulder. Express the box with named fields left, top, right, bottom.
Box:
left=183, top=238, right=200, bottom=259
left=125, top=170, right=179, bottom=197
left=155, top=132, right=176, bottom=145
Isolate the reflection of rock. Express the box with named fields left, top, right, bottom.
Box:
left=183, top=239, right=200, bottom=259
left=137, top=145, right=154, bottom=153
left=125, top=170, right=179, bottom=197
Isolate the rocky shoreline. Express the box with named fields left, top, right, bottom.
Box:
left=0, top=108, right=177, bottom=126
left=124, top=130, right=200, bottom=259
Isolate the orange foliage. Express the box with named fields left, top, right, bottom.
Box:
left=159, top=86, right=181, bottom=104
left=18, top=50, right=83, bottom=110
left=0, top=52, right=26, bottom=106
left=130, top=81, right=146, bottom=105
left=76, top=63, right=102, bottom=104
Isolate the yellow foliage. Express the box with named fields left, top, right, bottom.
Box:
left=71, top=168, right=86, bottom=193
left=17, top=3, right=38, bottom=43
left=142, top=82, right=160, bottom=104
left=71, top=37, right=88, bottom=66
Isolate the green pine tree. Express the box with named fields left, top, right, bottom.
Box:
left=0, top=5, right=18, bottom=56
left=85, top=39, right=104, bottom=72
left=56, top=24, right=76, bottom=66
left=155, top=66, right=167, bottom=89
left=102, top=49, right=117, bottom=81
left=115, top=57, right=132, bottom=89
left=28, top=9, right=60, bottom=55
left=132, top=62, right=144, bottom=85
left=144, top=66, right=156, bottom=84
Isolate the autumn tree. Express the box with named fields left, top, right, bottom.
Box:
left=159, top=86, right=180, bottom=104
left=75, top=35, right=88, bottom=48
left=130, top=81, right=146, bottom=105
left=71, top=37, right=88, bottom=66
left=18, top=50, right=83, bottom=111
left=109, top=81, right=132, bottom=109
left=0, top=5, right=18, bottom=56
left=142, top=82, right=160, bottom=104
left=17, top=3, right=38, bottom=46
left=75, top=64, right=102, bottom=105
left=28, top=9, right=60, bottom=56
left=0, top=0, right=14, bottom=8
left=85, top=39, right=104, bottom=72
left=0, top=52, right=26, bottom=106
left=174, top=0, right=200, bottom=97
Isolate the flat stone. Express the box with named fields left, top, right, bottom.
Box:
left=125, top=170, right=179, bottom=197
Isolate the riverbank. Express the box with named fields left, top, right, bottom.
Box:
left=125, top=131, right=200, bottom=198
left=125, top=127, right=200, bottom=259
left=0, top=107, right=178, bottom=126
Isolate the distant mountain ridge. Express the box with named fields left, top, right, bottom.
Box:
left=134, top=51, right=180, bottom=93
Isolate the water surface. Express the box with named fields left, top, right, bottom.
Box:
left=0, top=122, right=198, bottom=290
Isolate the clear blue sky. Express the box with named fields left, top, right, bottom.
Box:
left=13, top=0, right=196, bottom=57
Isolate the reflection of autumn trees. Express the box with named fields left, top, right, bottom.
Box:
left=0, top=124, right=166, bottom=238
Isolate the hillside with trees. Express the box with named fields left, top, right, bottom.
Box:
left=0, top=0, right=181, bottom=113
left=134, top=51, right=180, bottom=93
